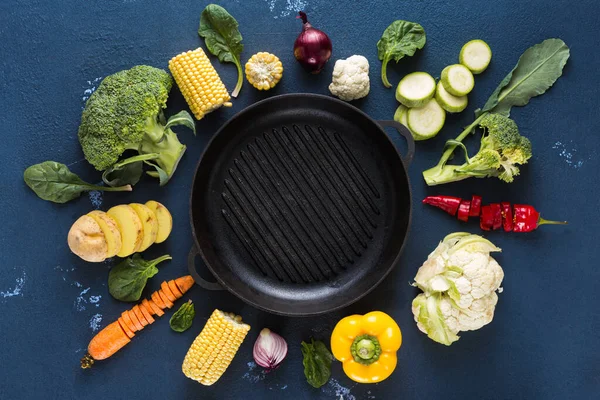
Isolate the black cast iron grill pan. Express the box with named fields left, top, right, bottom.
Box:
left=189, top=94, right=414, bottom=316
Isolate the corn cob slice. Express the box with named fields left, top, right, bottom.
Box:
left=182, top=310, right=251, bottom=386
left=245, top=52, right=283, bottom=91
left=169, top=48, right=232, bottom=120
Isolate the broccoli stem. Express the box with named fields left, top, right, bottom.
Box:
left=231, top=59, right=243, bottom=98
left=381, top=56, right=392, bottom=88
left=422, top=113, right=487, bottom=186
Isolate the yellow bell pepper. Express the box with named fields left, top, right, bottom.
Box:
left=330, top=311, right=402, bottom=383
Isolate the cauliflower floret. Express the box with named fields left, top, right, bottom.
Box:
left=328, top=55, right=370, bottom=101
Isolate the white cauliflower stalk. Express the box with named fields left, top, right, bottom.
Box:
left=328, top=55, right=370, bottom=101
left=411, top=233, right=504, bottom=346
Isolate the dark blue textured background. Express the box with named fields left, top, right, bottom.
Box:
left=1, top=0, right=598, bottom=399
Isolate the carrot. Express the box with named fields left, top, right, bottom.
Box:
left=127, top=310, right=144, bottom=331
left=81, top=275, right=196, bottom=368
left=160, top=281, right=177, bottom=302
left=168, top=280, right=183, bottom=298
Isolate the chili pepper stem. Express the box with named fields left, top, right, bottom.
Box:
left=538, top=217, right=568, bottom=226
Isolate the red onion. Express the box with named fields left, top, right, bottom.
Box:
left=294, top=11, right=332, bottom=74
left=253, top=328, right=288, bottom=371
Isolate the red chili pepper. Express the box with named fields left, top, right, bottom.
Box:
left=501, top=202, right=513, bottom=232
left=457, top=200, right=471, bottom=222
left=490, top=203, right=502, bottom=230
left=469, top=195, right=482, bottom=217
left=422, top=196, right=461, bottom=216
left=513, top=204, right=568, bottom=232
left=480, top=205, right=493, bottom=231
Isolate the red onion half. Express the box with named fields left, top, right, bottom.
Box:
left=253, top=328, right=288, bottom=371
left=294, top=11, right=332, bottom=74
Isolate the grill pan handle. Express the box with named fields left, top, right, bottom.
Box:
left=188, top=246, right=224, bottom=291
left=376, top=120, right=415, bottom=167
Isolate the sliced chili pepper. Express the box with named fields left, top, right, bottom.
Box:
left=469, top=195, right=482, bottom=217
left=457, top=200, right=471, bottom=222
left=513, top=204, right=567, bottom=232
left=501, top=202, right=513, bottom=232
left=490, top=203, right=502, bottom=230
left=480, top=205, right=493, bottom=231
left=422, top=196, right=461, bottom=216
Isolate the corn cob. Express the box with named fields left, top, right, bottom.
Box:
left=169, top=48, right=232, bottom=120
left=182, top=309, right=251, bottom=385
left=245, top=52, right=283, bottom=91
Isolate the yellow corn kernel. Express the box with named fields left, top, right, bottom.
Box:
left=169, top=48, right=232, bottom=120
left=182, top=309, right=251, bottom=386
left=245, top=52, right=283, bottom=91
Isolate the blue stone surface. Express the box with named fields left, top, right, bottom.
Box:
left=1, top=0, right=598, bottom=398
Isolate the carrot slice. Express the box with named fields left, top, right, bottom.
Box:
left=175, top=275, right=195, bottom=294
left=167, top=280, right=183, bottom=299
left=145, top=298, right=164, bottom=317
left=118, top=317, right=135, bottom=339
left=139, top=301, right=155, bottom=324
left=121, top=311, right=138, bottom=333
left=88, top=321, right=131, bottom=360
left=132, top=305, right=148, bottom=327
left=160, top=281, right=177, bottom=302
left=151, top=291, right=166, bottom=309
left=158, top=290, right=174, bottom=308
left=127, top=310, right=144, bottom=331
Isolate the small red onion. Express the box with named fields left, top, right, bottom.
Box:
left=253, top=328, right=288, bottom=371
left=294, top=11, right=332, bottom=74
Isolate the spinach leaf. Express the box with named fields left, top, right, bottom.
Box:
left=377, top=21, right=426, bottom=88
left=165, top=110, right=196, bottom=135
left=108, top=254, right=172, bottom=302
left=24, top=161, right=132, bottom=204
left=199, top=4, right=244, bottom=97
left=102, top=153, right=159, bottom=187
left=169, top=300, right=195, bottom=332
left=301, top=339, right=332, bottom=388
left=481, top=38, right=570, bottom=116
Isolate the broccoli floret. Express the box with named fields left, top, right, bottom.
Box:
left=78, top=65, right=193, bottom=185
left=422, top=113, right=532, bottom=185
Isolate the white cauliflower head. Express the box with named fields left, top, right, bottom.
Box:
left=411, top=233, right=504, bottom=345
left=328, top=55, right=370, bottom=101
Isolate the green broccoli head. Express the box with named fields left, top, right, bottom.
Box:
left=77, top=65, right=192, bottom=184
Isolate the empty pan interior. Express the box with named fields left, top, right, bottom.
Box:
left=190, top=94, right=411, bottom=315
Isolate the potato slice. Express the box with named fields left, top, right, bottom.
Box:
left=129, top=203, right=159, bottom=252
left=145, top=201, right=172, bottom=243
left=107, top=205, right=143, bottom=257
left=87, top=211, right=122, bottom=258
left=67, top=215, right=108, bottom=262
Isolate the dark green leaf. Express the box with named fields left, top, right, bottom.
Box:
left=481, top=38, right=570, bottom=116
left=102, top=154, right=159, bottom=187
left=377, top=21, right=426, bottom=87
left=169, top=300, right=195, bottom=332
left=165, top=111, right=196, bottom=135
left=23, top=161, right=132, bottom=204
left=199, top=4, right=243, bottom=65
left=108, top=254, right=172, bottom=302
left=301, top=339, right=332, bottom=388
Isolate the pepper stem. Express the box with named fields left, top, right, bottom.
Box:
left=350, top=334, right=381, bottom=366
left=538, top=217, right=568, bottom=226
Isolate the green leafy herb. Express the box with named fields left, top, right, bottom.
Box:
left=301, top=339, right=332, bottom=388
left=481, top=38, right=570, bottom=116
left=24, top=161, right=132, bottom=204
left=199, top=4, right=244, bottom=97
left=377, top=21, right=426, bottom=88
left=108, top=254, right=172, bottom=302
left=169, top=300, right=195, bottom=332
left=102, top=153, right=159, bottom=187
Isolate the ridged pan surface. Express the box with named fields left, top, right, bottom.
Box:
left=190, top=94, right=411, bottom=315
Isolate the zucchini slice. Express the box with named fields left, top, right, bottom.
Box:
left=441, top=64, right=474, bottom=96
left=395, top=72, right=436, bottom=108
left=407, top=98, right=446, bottom=141
left=435, top=81, right=468, bottom=113
left=459, top=40, right=492, bottom=74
